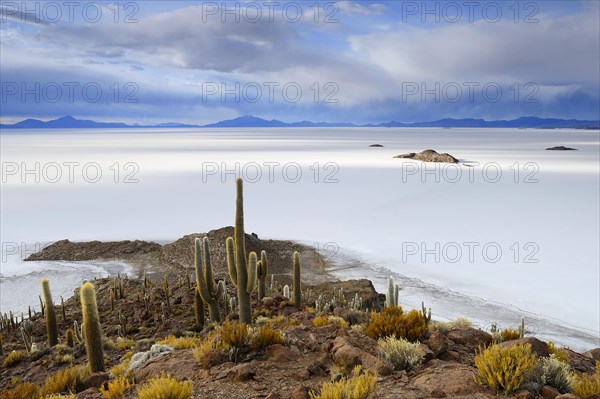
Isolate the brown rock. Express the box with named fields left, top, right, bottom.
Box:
left=541, top=385, right=561, bottom=399
left=288, top=386, right=313, bottom=399
left=447, top=327, right=493, bottom=351
left=267, top=344, right=297, bottom=363
left=587, top=394, right=600, bottom=399
left=583, top=347, right=600, bottom=360
left=134, top=350, right=197, bottom=383
left=555, top=395, right=581, bottom=399
left=498, top=337, right=549, bottom=358
left=331, top=336, right=391, bottom=376
left=266, top=393, right=283, bottom=399
left=514, top=389, right=536, bottom=399
left=227, top=363, right=255, bottom=382
left=427, top=331, right=449, bottom=356
left=412, top=364, right=484, bottom=397
left=419, top=343, right=436, bottom=363
left=82, top=372, right=109, bottom=390
left=77, top=388, right=104, bottom=399
left=564, top=348, right=597, bottom=373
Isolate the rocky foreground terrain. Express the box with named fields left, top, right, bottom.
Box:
left=1, top=228, right=599, bottom=399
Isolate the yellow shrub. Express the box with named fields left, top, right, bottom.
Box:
left=310, top=366, right=378, bottom=399
left=192, top=331, right=227, bottom=369
left=136, top=373, right=192, bottom=399
left=547, top=341, right=570, bottom=364
left=157, top=335, right=202, bottom=349
left=596, top=360, right=600, bottom=373
left=39, top=365, right=90, bottom=397
left=376, top=336, right=424, bottom=371
left=115, top=338, right=135, bottom=351
left=220, top=321, right=250, bottom=348
left=500, top=329, right=521, bottom=342
left=251, top=325, right=284, bottom=351
left=313, top=315, right=329, bottom=327
left=327, top=316, right=350, bottom=328
left=1, top=381, right=39, bottom=399
left=474, top=343, right=537, bottom=394
left=55, top=354, right=74, bottom=365
left=365, top=307, right=426, bottom=341
left=571, top=373, right=600, bottom=398
left=100, top=376, right=132, bottom=399
left=45, top=395, right=77, bottom=399
left=3, top=350, right=25, bottom=367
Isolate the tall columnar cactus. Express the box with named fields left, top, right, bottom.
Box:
left=80, top=282, right=105, bottom=372
left=227, top=178, right=257, bottom=324
left=518, top=317, right=525, bottom=338
left=293, top=251, right=302, bottom=308
left=194, top=287, right=205, bottom=330
left=41, top=279, right=58, bottom=347
left=195, top=237, right=224, bottom=322
left=257, top=251, right=269, bottom=301
left=386, top=276, right=400, bottom=307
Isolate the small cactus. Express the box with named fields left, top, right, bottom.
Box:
left=80, top=282, right=105, bottom=372
left=66, top=328, right=74, bottom=347
left=386, top=277, right=400, bottom=307
left=195, top=237, right=224, bottom=322
left=41, top=279, right=58, bottom=347
left=283, top=285, right=291, bottom=300
left=257, top=251, right=269, bottom=301
left=293, top=251, right=302, bottom=307
left=518, top=317, right=525, bottom=338
left=421, top=301, right=432, bottom=324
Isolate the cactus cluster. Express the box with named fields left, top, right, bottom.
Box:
left=385, top=276, right=400, bottom=307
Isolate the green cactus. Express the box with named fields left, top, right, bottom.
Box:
left=293, top=251, right=302, bottom=308
left=41, top=279, right=58, bottom=347
left=194, top=287, right=205, bottom=330
left=66, top=328, right=74, bottom=348
left=80, top=282, right=105, bottom=372
left=518, top=317, right=525, bottom=338
left=227, top=178, right=257, bottom=324
left=421, top=301, right=432, bottom=324
left=195, top=237, right=224, bottom=322
left=257, top=251, right=269, bottom=301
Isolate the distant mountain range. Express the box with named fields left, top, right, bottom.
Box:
left=1, top=115, right=598, bottom=129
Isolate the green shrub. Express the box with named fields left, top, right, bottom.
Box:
left=376, top=336, right=424, bottom=371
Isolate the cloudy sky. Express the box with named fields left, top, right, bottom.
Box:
left=1, top=0, right=599, bottom=124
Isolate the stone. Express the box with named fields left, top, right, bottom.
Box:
left=227, top=363, right=256, bottom=382
left=514, top=389, right=536, bottom=399
left=541, top=385, right=561, bottom=399
left=81, top=372, right=109, bottom=390
left=394, top=149, right=459, bottom=163
left=583, top=347, right=600, bottom=360
left=331, top=336, right=391, bottom=376
left=77, top=388, right=103, bottom=399
left=555, top=395, right=581, bottom=399
left=427, top=331, right=449, bottom=356
left=447, top=327, right=493, bottom=352
left=288, top=386, right=313, bottom=399
left=498, top=337, right=549, bottom=358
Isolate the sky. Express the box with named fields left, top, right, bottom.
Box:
left=1, top=0, right=599, bottom=125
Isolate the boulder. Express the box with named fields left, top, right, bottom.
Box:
left=427, top=331, right=450, bottom=356
left=394, top=149, right=459, bottom=163
left=498, top=337, right=549, bottom=358
left=447, top=328, right=493, bottom=352
left=134, top=349, right=196, bottom=383
left=546, top=146, right=577, bottom=151
left=331, top=336, right=391, bottom=376
left=227, top=363, right=255, bottom=382
left=412, top=364, right=485, bottom=397
left=541, top=385, right=561, bottom=399
left=583, top=348, right=600, bottom=361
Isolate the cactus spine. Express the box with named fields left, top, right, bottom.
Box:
left=195, top=237, right=224, bottom=322
left=257, top=251, right=268, bottom=301
left=41, top=279, right=58, bottom=347
left=80, top=282, right=105, bottom=372
left=293, top=251, right=302, bottom=307
left=227, top=179, right=257, bottom=324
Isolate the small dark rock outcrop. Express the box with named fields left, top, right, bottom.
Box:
left=546, top=146, right=578, bottom=151
left=369, top=144, right=384, bottom=147
left=25, top=239, right=162, bottom=261
left=394, top=149, right=459, bottom=163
